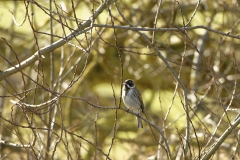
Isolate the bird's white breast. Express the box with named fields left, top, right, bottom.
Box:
left=122, top=88, right=140, bottom=113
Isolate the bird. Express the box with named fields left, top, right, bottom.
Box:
left=122, top=79, right=144, bottom=128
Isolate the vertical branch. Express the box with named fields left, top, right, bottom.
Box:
left=152, top=0, right=162, bottom=44
left=45, top=0, right=54, bottom=158
left=105, top=2, right=121, bottom=157
left=175, top=18, right=190, bottom=159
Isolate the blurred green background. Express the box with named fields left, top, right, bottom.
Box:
left=0, top=0, right=240, bottom=159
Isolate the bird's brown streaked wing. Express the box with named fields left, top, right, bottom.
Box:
left=137, top=88, right=144, bottom=113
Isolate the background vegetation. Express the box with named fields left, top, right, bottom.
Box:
left=0, top=0, right=240, bottom=159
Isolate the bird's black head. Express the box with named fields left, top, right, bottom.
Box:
left=123, top=79, right=135, bottom=89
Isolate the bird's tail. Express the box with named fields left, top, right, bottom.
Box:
left=137, top=117, right=143, bottom=128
